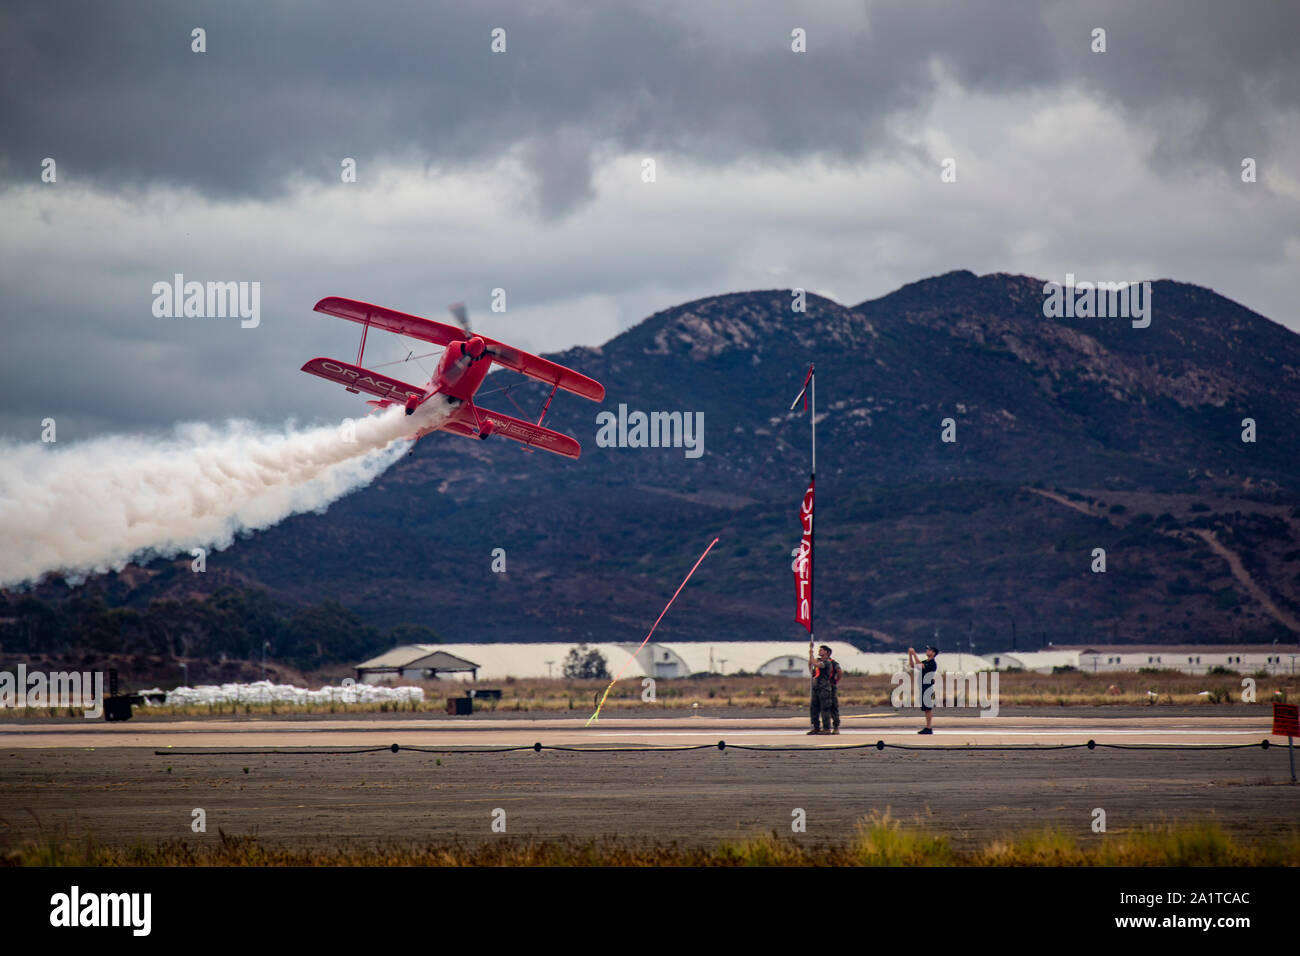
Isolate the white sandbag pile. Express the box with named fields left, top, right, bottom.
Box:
left=141, top=680, right=424, bottom=707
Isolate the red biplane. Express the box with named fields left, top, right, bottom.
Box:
left=301, top=297, right=604, bottom=459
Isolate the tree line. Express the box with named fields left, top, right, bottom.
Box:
left=0, top=586, right=440, bottom=672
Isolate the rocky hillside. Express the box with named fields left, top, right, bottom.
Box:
left=12, top=271, right=1300, bottom=658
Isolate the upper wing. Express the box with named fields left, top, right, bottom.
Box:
left=300, top=357, right=423, bottom=402
left=314, top=297, right=465, bottom=347
left=479, top=337, right=606, bottom=402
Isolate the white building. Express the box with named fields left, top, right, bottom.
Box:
left=987, top=650, right=1084, bottom=673
left=354, top=645, right=480, bottom=683
left=989, top=645, right=1298, bottom=675
left=356, top=641, right=997, bottom=682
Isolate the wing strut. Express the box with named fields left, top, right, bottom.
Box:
left=537, top=383, right=558, bottom=426
left=356, top=314, right=371, bottom=366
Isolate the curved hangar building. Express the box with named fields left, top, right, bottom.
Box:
left=356, top=642, right=996, bottom=683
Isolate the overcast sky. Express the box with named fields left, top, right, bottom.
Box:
left=1, top=0, right=1296, bottom=440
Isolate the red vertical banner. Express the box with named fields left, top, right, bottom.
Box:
left=792, top=476, right=814, bottom=631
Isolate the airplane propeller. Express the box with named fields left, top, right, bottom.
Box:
left=449, top=301, right=490, bottom=362
left=449, top=301, right=471, bottom=335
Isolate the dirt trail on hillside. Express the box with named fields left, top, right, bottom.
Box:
left=1025, top=486, right=1102, bottom=517
left=1026, top=486, right=1300, bottom=635
left=1182, top=528, right=1300, bottom=633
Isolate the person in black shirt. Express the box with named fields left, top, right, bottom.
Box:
left=908, top=644, right=938, bottom=734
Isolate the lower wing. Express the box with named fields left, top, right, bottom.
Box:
left=453, top=406, right=582, bottom=459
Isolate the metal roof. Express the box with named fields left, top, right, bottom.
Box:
left=1068, top=644, right=1292, bottom=656
left=402, top=650, right=480, bottom=672
left=355, top=644, right=441, bottom=670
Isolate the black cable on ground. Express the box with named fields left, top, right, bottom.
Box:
left=150, top=745, right=397, bottom=756
left=153, top=738, right=1277, bottom=756
left=515, top=743, right=717, bottom=753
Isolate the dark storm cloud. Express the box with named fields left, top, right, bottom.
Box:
left=3, top=1, right=1294, bottom=216
left=1, top=0, right=1297, bottom=441
left=1042, top=0, right=1300, bottom=172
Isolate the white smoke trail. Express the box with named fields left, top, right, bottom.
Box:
left=0, top=400, right=453, bottom=588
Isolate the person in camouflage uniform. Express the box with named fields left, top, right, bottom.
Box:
left=807, top=643, right=842, bottom=735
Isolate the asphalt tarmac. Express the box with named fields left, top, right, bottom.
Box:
left=1, top=712, right=1294, bottom=850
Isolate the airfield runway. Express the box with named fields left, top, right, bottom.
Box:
left=0, top=712, right=1282, bottom=748
left=1, top=712, right=1296, bottom=851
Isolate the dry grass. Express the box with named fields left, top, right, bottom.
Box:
left=5, top=816, right=1296, bottom=867
left=6, top=671, right=1293, bottom=719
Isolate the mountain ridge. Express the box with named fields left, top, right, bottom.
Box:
left=8, top=270, right=1299, bottom=662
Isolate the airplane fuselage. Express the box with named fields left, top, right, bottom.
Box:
left=430, top=335, right=492, bottom=401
